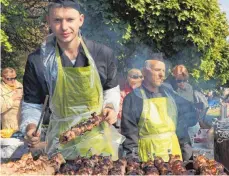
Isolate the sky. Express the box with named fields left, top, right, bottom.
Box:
left=219, top=0, right=229, bottom=21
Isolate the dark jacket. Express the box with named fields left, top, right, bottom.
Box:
left=23, top=38, right=118, bottom=104
left=121, top=83, right=197, bottom=159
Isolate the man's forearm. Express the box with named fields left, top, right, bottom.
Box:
left=20, top=101, right=42, bottom=134
left=103, top=85, right=120, bottom=113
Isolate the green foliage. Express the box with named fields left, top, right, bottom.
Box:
left=0, top=29, right=13, bottom=52
left=1, top=0, right=229, bottom=88
left=1, top=0, right=48, bottom=79
left=107, top=0, right=229, bottom=86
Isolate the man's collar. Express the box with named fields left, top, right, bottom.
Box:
left=57, top=40, right=86, bottom=58
left=141, top=83, right=163, bottom=94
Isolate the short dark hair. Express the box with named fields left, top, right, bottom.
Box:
left=48, top=0, right=81, bottom=14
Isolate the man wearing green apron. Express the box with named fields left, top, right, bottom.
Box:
left=20, top=0, right=123, bottom=160
left=121, top=54, right=198, bottom=161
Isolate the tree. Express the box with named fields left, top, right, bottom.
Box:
left=105, top=0, right=229, bottom=87
left=1, top=0, right=48, bottom=79
left=1, top=0, right=229, bottom=88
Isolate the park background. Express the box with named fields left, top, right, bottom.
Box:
left=1, top=0, right=229, bottom=91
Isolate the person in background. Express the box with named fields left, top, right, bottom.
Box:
left=222, top=88, right=229, bottom=103
left=166, top=65, right=193, bottom=102
left=116, top=68, right=143, bottom=128
left=121, top=55, right=197, bottom=161
left=1, top=67, right=23, bottom=130
left=222, top=88, right=229, bottom=118
left=166, top=65, right=208, bottom=119
left=166, top=64, right=209, bottom=137
left=207, top=91, right=220, bottom=109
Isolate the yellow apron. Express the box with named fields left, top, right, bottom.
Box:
left=138, top=89, right=182, bottom=162
left=45, top=37, right=120, bottom=160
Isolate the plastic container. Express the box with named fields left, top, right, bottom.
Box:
left=0, top=138, right=24, bottom=161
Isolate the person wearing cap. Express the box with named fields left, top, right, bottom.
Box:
left=121, top=54, right=197, bottom=161
left=1, top=67, right=23, bottom=130
left=20, top=0, right=122, bottom=159
left=117, top=69, right=143, bottom=127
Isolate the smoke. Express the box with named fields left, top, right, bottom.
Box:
left=80, top=1, right=223, bottom=91
left=81, top=8, right=174, bottom=78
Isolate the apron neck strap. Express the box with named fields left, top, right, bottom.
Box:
left=140, top=88, right=147, bottom=99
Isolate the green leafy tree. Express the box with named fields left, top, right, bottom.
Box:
left=2, top=0, right=229, bottom=87
left=106, top=0, right=229, bottom=86
left=1, top=0, right=48, bottom=80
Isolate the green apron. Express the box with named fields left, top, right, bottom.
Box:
left=138, top=89, right=182, bottom=162
left=45, top=38, right=121, bottom=160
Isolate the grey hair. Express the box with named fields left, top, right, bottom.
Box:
left=144, top=53, right=165, bottom=68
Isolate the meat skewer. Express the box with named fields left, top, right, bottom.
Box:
left=59, top=112, right=106, bottom=144
left=194, top=155, right=226, bottom=175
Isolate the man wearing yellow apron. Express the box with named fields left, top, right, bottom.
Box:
left=20, top=0, right=123, bottom=160
left=121, top=55, right=198, bottom=161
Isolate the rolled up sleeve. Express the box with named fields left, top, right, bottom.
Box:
left=20, top=101, right=42, bottom=134
left=103, top=85, right=120, bottom=114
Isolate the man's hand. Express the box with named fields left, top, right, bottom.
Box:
left=25, top=123, right=41, bottom=148
left=103, top=105, right=117, bottom=125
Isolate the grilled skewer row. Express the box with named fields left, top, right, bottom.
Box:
left=59, top=113, right=105, bottom=144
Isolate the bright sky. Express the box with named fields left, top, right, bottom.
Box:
left=219, top=0, right=229, bottom=21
